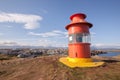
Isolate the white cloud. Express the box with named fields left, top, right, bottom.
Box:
left=0, top=41, right=18, bottom=46
left=6, top=25, right=13, bottom=28
left=27, top=30, right=67, bottom=47
left=28, top=30, right=67, bottom=38
left=28, top=30, right=68, bottom=47
left=0, top=33, right=3, bottom=36
left=0, top=25, right=13, bottom=28
left=38, top=39, right=67, bottom=47
left=0, top=40, right=34, bottom=46
left=0, top=39, right=67, bottom=47
left=92, top=43, right=120, bottom=49
left=0, top=12, right=42, bottom=29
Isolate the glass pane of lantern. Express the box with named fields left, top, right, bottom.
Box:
left=69, top=33, right=91, bottom=43
left=83, top=33, right=91, bottom=43
left=87, top=34, right=91, bottom=43
left=69, top=34, right=75, bottom=43
left=76, top=33, right=91, bottom=43
left=76, top=34, right=82, bottom=42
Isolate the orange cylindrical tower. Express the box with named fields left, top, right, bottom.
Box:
left=59, top=13, right=104, bottom=68
left=66, top=13, right=92, bottom=58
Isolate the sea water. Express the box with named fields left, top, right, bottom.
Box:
left=98, top=52, right=120, bottom=57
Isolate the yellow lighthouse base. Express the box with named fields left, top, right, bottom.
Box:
left=59, top=57, right=105, bottom=68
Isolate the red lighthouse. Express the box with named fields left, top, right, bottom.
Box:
left=59, top=13, right=104, bottom=68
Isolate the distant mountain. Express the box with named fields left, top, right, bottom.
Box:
left=0, top=45, right=67, bottom=49
left=0, top=45, right=43, bottom=49
left=0, top=44, right=119, bottom=50
left=91, top=44, right=120, bottom=50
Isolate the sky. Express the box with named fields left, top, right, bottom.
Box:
left=0, top=0, right=120, bottom=48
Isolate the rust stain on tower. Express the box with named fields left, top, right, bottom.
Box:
left=59, top=13, right=104, bottom=68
